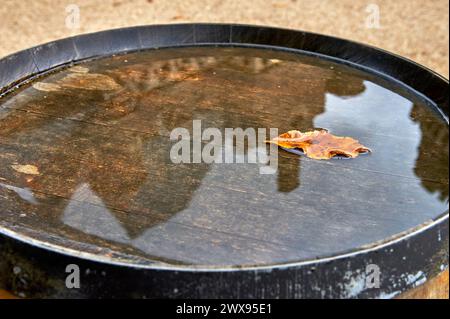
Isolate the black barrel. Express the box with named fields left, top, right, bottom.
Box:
left=0, top=24, right=448, bottom=298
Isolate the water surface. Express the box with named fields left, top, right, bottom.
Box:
left=0, top=47, right=448, bottom=267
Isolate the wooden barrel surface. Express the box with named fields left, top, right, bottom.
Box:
left=0, top=24, right=448, bottom=298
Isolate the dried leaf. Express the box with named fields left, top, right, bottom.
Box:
left=267, top=130, right=370, bottom=160
left=11, top=164, right=40, bottom=175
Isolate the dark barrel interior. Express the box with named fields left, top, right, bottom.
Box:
left=0, top=46, right=448, bottom=268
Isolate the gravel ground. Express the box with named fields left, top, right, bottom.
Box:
left=0, top=0, right=448, bottom=77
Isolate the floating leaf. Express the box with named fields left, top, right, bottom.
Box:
left=267, top=130, right=371, bottom=160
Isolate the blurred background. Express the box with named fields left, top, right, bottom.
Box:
left=0, top=0, right=448, bottom=78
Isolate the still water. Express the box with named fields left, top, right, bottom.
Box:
left=0, top=47, right=448, bottom=267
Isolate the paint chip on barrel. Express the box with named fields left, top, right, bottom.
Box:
left=11, top=164, right=40, bottom=175
left=32, top=82, right=61, bottom=92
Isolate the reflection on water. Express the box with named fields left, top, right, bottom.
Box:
left=411, top=104, right=449, bottom=201
left=0, top=182, right=38, bottom=205
left=0, top=47, right=448, bottom=267
left=62, top=183, right=130, bottom=243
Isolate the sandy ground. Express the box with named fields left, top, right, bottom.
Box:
left=0, top=0, right=448, bottom=78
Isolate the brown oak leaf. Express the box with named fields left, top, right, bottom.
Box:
left=266, top=129, right=371, bottom=160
